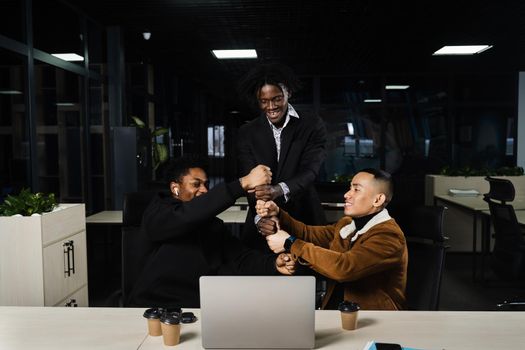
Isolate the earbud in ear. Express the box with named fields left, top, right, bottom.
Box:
left=175, top=188, right=179, bottom=196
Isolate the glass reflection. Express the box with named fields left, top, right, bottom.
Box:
left=0, top=0, right=24, bottom=42
left=0, top=48, right=29, bottom=199
left=34, top=61, right=84, bottom=202
left=33, top=0, right=84, bottom=66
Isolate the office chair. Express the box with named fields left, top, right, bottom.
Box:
left=483, top=176, right=525, bottom=281
left=121, top=191, right=159, bottom=306
left=105, top=190, right=158, bottom=307
left=403, top=205, right=449, bottom=310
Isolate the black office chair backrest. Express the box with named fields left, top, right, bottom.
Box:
left=121, top=191, right=158, bottom=306
left=402, top=205, right=446, bottom=243
left=484, top=176, right=515, bottom=203
left=404, top=205, right=448, bottom=310
left=483, top=177, right=525, bottom=280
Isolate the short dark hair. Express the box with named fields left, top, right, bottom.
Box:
left=237, top=63, right=302, bottom=111
left=359, top=168, right=394, bottom=204
left=164, top=156, right=208, bottom=186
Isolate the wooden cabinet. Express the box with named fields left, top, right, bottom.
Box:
left=0, top=204, right=88, bottom=306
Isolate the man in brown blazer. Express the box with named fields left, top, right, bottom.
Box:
left=256, top=168, right=407, bottom=310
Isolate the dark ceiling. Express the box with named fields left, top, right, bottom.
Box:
left=65, top=0, right=525, bottom=99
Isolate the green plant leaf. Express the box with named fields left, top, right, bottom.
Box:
left=131, top=115, right=146, bottom=128
left=152, top=127, right=169, bottom=137
left=438, top=166, right=525, bottom=177
left=0, top=188, right=57, bottom=216
left=157, top=143, right=169, bottom=163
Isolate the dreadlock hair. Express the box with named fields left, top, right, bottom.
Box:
left=237, top=62, right=302, bottom=111
left=164, top=156, right=208, bottom=187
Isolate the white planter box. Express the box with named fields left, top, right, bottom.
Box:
left=0, top=203, right=88, bottom=306
left=425, top=175, right=525, bottom=205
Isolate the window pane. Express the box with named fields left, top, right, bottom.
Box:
left=33, top=0, right=84, bottom=66
left=0, top=47, right=29, bottom=198
left=0, top=0, right=24, bottom=43
left=34, top=61, right=84, bottom=202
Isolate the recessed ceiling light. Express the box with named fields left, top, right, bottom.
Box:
left=347, top=122, right=354, bottom=136
left=55, top=102, right=76, bottom=106
left=385, top=85, right=410, bottom=90
left=364, top=99, right=382, bottom=103
left=51, top=53, right=84, bottom=61
left=0, top=90, right=22, bottom=94
left=432, top=45, right=493, bottom=55
left=212, top=49, right=257, bottom=59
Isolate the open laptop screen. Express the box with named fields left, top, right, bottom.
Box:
left=199, top=276, right=316, bottom=349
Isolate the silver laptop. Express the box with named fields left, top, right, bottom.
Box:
left=199, top=276, right=316, bottom=349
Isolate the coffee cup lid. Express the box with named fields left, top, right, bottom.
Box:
left=338, top=300, right=360, bottom=312
left=143, top=307, right=164, bottom=319
left=165, top=307, right=182, bottom=316
left=160, top=312, right=181, bottom=325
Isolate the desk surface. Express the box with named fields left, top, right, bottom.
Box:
left=234, top=197, right=248, bottom=206
left=235, top=197, right=345, bottom=209
left=482, top=209, right=525, bottom=226
left=86, top=208, right=247, bottom=225
left=435, top=194, right=525, bottom=211
left=86, top=210, right=123, bottom=224
left=1, top=307, right=525, bottom=350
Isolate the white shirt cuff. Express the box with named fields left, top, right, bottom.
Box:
left=279, top=182, right=290, bottom=202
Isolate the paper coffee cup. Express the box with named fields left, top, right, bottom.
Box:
left=338, top=301, right=360, bottom=330
left=143, top=308, right=164, bottom=336
left=160, top=312, right=181, bottom=346
left=340, top=310, right=358, bottom=330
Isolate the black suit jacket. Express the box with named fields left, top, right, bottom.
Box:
left=237, top=109, right=327, bottom=251
left=127, top=181, right=278, bottom=308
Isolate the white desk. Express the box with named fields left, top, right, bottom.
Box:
left=0, top=307, right=147, bottom=350
left=2, top=307, right=525, bottom=350
left=321, top=202, right=345, bottom=208
left=217, top=208, right=247, bottom=223
left=435, top=194, right=525, bottom=212
left=435, top=194, right=525, bottom=280
left=86, top=208, right=247, bottom=225
left=86, top=210, right=123, bottom=224
left=234, top=197, right=249, bottom=209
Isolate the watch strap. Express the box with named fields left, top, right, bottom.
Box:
left=284, top=235, right=297, bottom=252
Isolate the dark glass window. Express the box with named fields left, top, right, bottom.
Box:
left=0, top=48, right=29, bottom=197
left=34, top=61, right=84, bottom=202
left=0, top=0, right=24, bottom=42
left=33, top=0, right=84, bottom=66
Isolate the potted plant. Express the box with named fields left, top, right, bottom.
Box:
left=0, top=189, right=88, bottom=306
left=0, top=188, right=57, bottom=216
left=131, top=116, right=170, bottom=172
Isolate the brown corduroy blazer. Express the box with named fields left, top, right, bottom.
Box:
left=280, top=209, right=408, bottom=310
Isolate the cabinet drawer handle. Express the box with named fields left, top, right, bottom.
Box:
left=70, top=240, right=75, bottom=275
left=63, top=242, right=70, bottom=277
left=64, top=298, right=78, bottom=307
left=62, top=240, right=75, bottom=277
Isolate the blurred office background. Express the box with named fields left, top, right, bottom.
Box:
left=1, top=0, right=524, bottom=309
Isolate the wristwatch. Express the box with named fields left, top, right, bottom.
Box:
left=284, top=235, right=297, bottom=252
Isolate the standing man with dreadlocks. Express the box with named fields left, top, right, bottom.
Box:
left=236, top=63, right=327, bottom=252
